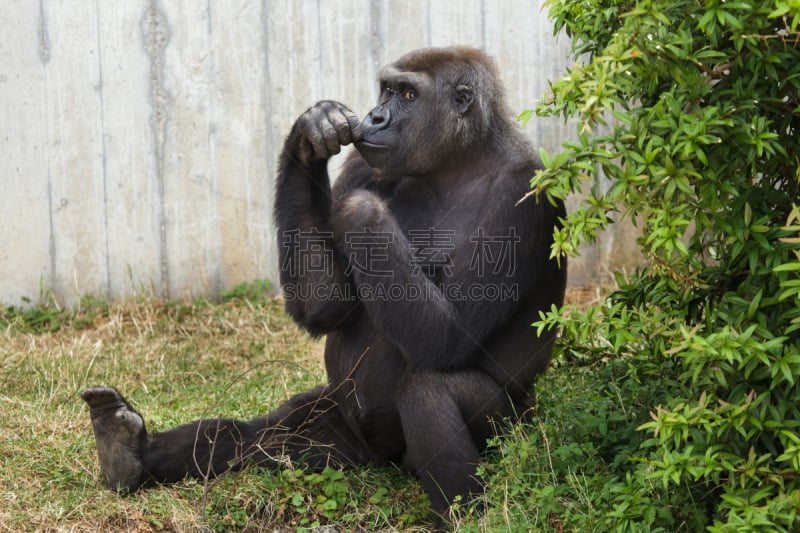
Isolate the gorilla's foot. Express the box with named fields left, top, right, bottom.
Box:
left=81, top=387, right=147, bottom=492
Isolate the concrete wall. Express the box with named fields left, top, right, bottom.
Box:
left=1, top=0, right=611, bottom=307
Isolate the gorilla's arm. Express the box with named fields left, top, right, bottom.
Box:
left=331, top=175, right=552, bottom=372
left=274, top=101, right=365, bottom=336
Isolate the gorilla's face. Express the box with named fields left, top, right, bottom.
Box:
left=356, top=63, right=474, bottom=177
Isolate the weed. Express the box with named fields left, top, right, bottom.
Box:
left=1, top=290, right=63, bottom=333
left=221, top=278, right=274, bottom=306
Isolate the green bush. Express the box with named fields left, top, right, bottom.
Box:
left=531, top=0, right=800, bottom=530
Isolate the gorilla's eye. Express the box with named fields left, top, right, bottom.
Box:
left=403, top=89, right=417, bottom=101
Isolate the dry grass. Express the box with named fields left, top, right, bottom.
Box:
left=0, top=298, right=332, bottom=532
left=0, top=288, right=604, bottom=532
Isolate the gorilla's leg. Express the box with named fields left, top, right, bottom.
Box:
left=82, top=385, right=371, bottom=491
left=396, top=370, right=512, bottom=520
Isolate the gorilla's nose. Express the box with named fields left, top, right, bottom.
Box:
left=363, top=106, right=390, bottom=130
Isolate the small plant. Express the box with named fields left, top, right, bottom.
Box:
left=1, top=285, right=64, bottom=333
left=197, top=464, right=431, bottom=531
left=221, top=278, right=274, bottom=306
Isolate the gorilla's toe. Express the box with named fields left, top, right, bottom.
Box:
left=81, top=386, right=128, bottom=411
left=81, top=387, right=147, bottom=493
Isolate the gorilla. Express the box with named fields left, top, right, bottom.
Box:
left=81, top=46, right=566, bottom=524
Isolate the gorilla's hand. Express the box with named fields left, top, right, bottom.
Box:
left=291, top=100, right=363, bottom=166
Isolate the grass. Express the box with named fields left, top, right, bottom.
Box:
left=0, top=294, right=435, bottom=532
left=0, top=286, right=633, bottom=532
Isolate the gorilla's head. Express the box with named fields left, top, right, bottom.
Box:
left=356, top=47, right=509, bottom=177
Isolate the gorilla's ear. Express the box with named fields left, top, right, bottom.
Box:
left=454, top=85, right=474, bottom=114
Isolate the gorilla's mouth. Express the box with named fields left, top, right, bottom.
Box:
left=354, top=141, right=391, bottom=170
left=355, top=140, right=386, bottom=149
